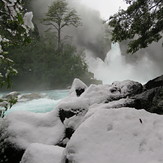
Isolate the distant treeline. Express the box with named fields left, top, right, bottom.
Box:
left=6, top=33, right=100, bottom=90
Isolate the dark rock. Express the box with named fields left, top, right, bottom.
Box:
left=59, top=109, right=76, bottom=123
left=0, top=141, right=24, bottom=163
left=65, top=128, right=74, bottom=139
left=144, top=75, right=163, bottom=90
left=0, top=124, right=24, bottom=163
left=57, top=127, right=75, bottom=148
left=131, top=86, right=163, bottom=114
left=76, top=88, right=85, bottom=97
left=58, top=107, right=87, bottom=147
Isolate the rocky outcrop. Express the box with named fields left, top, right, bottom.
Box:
left=114, top=75, right=163, bottom=114
left=144, top=75, right=163, bottom=90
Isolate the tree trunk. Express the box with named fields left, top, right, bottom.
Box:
left=57, top=28, right=61, bottom=51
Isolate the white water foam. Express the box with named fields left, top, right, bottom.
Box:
left=1, top=90, right=69, bottom=115
left=86, top=43, right=161, bottom=84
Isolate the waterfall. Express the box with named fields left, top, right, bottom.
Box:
left=86, top=43, right=161, bottom=84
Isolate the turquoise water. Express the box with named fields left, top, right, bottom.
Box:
left=0, top=90, right=69, bottom=114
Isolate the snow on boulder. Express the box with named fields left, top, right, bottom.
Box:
left=65, top=107, right=163, bottom=163
left=2, top=110, right=65, bottom=148
left=0, top=110, right=65, bottom=163
left=80, top=84, right=119, bottom=105
left=70, top=78, right=87, bottom=96
left=80, top=80, right=142, bottom=105
left=20, top=143, right=64, bottom=163
left=112, top=80, right=143, bottom=97
left=57, top=97, right=89, bottom=147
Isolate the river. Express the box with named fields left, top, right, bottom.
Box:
left=0, top=89, right=69, bottom=115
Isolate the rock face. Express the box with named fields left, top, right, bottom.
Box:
left=144, top=75, right=163, bottom=89
left=0, top=76, right=163, bottom=163
left=130, top=75, right=163, bottom=114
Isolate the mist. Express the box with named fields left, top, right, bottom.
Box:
left=30, top=0, right=162, bottom=85
left=86, top=40, right=163, bottom=84
left=31, top=0, right=111, bottom=60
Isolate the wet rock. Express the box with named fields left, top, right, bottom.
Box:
left=2, top=91, right=19, bottom=100
left=76, top=88, right=85, bottom=97
left=19, top=93, right=43, bottom=101
left=0, top=121, right=24, bottom=163
left=144, top=75, right=163, bottom=90
left=132, top=87, right=163, bottom=114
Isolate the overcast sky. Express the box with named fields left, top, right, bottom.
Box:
left=79, top=0, right=128, bottom=19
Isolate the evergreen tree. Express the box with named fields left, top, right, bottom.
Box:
left=0, top=0, right=32, bottom=87
left=42, top=0, right=81, bottom=50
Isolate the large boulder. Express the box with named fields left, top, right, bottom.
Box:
left=64, top=108, right=163, bottom=163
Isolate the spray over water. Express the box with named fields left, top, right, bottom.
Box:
left=86, top=43, right=162, bottom=84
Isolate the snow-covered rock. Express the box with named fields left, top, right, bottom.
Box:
left=70, top=78, right=87, bottom=96
left=65, top=107, right=163, bottom=163
left=20, top=143, right=64, bottom=163
left=0, top=110, right=65, bottom=163
left=56, top=79, right=143, bottom=146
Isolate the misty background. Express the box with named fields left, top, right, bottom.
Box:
left=4, top=0, right=163, bottom=90
left=31, top=0, right=162, bottom=82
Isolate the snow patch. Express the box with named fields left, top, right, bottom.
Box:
left=20, top=143, right=64, bottom=163
left=4, top=110, right=65, bottom=149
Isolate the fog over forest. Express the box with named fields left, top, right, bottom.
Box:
left=30, top=0, right=163, bottom=85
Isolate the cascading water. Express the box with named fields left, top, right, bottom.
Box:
left=86, top=42, right=162, bottom=84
